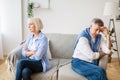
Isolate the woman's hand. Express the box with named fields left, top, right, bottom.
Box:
left=26, top=50, right=36, bottom=57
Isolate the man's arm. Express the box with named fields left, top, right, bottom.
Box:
left=100, top=26, right=111, bottom=49
left=99, top=26, right=112, bottom=58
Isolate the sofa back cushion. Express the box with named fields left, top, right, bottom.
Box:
left=45, top=33, right=77, bottom=59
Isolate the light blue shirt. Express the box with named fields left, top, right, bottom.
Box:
left=22, top=32, right=51, bottom=72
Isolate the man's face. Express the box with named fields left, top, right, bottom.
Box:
left=90, top=24, right=101, bottom=38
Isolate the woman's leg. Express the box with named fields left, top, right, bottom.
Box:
left=71, top=58, right=108, bottom=80
left=15, top=59, right=25, bottom=80
left=22, top=68, right=32, bottom=80
left=15, top=59, right=43, bottom=80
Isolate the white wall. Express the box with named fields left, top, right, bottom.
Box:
left=0, top=30, right=3, bottom=59
left=23, top=0, right=119, bottom=36
left=23, top=0, right=107, bottom=38
left=0, top=16, right=3, bottom=59
left=0, top=0, right=22, bottom=55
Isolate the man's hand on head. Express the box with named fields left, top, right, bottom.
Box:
left=100, top=26, right=110, bottom=37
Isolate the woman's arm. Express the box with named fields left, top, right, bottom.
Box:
left=22, top=36, right=33, bottom=57
left=30, top=37, right=48, bottom=60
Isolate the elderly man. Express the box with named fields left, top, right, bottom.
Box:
left=72, top=18, right=111, bottom=80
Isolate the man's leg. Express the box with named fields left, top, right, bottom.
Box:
left=71, top=58, right=108, bottom=80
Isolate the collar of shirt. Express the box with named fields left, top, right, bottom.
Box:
left=30, top=32, right=44, bottom=41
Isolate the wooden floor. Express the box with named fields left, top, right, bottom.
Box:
left=106, top=58, right=120, bottom=80
left=0, top=57, right=120, bottom=80
left=0, top=57, right=13, bottom=80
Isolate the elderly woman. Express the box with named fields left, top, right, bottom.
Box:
left=15, top=17, right=51, bottom=80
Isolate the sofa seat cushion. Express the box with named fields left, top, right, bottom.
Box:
left=58, top=59, right=71, bottom=67
left=31, top=58, right=59, bottom=80
left=58, top=59, right=87, bottom=80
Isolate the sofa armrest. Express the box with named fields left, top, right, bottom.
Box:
left=99, top=55, right=108, bottom=70
left=6, top=44, right=24, bottom=76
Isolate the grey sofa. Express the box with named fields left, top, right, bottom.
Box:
left=6, top=33, right=108, bottom=80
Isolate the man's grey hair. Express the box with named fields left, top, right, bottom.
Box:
left=91, top=18, right=104, bottom=26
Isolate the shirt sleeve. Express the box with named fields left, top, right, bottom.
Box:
left=22, top=47, right=27, bottom=57
left=76, top=37, right=100, bottom=60
left=100, top=36, right=111, bottom=54
left=22, top=37, right=30, bottom=57
left=30, top=37, right=48, bottom=60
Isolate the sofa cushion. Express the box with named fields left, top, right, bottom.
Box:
left=58, top=59, right=87, bottom=80
left=46, top=33, right=77, bottom=59
left=47, top=39, right=52, bottom=59
left=58, top=59, right=71, bottom=67
left=31, top=58, right=59, bottom=80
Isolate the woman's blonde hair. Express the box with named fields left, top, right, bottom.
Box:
left=28, top=17, right=43, bottom=31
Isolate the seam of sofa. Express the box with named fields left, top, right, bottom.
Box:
left=56, top=59, right=71, bottom=80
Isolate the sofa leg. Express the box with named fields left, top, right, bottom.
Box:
left=108, top=54, right=112, bottom=63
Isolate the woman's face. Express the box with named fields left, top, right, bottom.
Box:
left=28, top=22, right=36, bottom=32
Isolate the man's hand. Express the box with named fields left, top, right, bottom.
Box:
left=100, top=26, right=109, bottom=37
left=99, top=51, right=106, bottom=59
